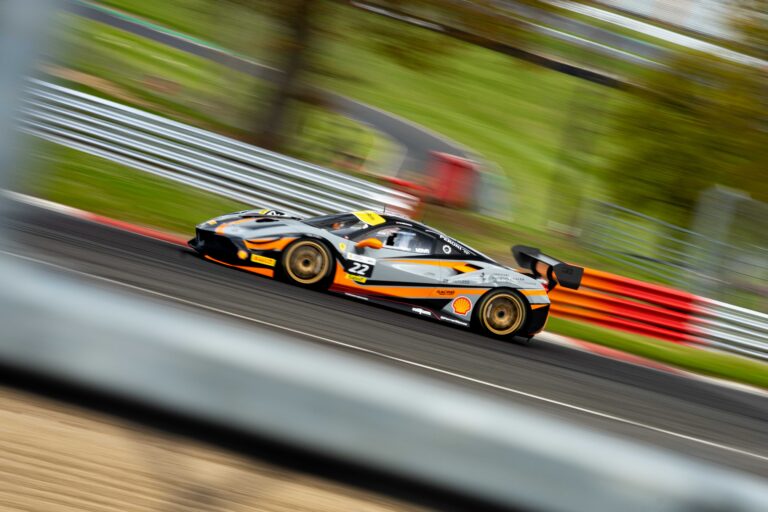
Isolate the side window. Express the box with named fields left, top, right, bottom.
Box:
left=361, top=227, right=435, bottom=254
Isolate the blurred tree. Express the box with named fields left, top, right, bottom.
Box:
left=601, top=0, right=767, bottom=225
left=239, top=0, right=550, bottom=150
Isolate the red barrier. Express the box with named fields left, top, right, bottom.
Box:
left=579, top=269, right=698, bottom=314
left=549, top=268, right=706, bottom=345
left=380, top=176, right=428, bottom=220
left=428, top=152, right=478, bottom=208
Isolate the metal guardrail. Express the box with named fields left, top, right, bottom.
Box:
left=696, top=299, right=768, bottom=360
left=19, top=80, right=419, bottom=218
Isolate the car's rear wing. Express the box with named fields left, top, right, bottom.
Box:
left=512, top=245, right=583, bottom=291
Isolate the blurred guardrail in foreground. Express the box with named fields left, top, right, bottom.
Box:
left=549, top=268, right=768, bottom=361
left=19, top=80, right=419, bottom=218
left=2, top=256, right=768, bottom=512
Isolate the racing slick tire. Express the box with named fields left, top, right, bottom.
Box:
left=473, top=289, right=529, bottom=341
left=282, top=239, right=334, bottom=289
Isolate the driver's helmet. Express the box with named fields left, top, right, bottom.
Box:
left=391, top=230, right=416, bottom=250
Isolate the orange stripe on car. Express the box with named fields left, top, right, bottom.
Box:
left=387, top=259, right=471, bottom=268
left=244, top=237, right=296, bottom=251
left=332, top=264, right=487, bottom=298
left=520, top=289, right=547, bottom=296
left=204, top=255, right=274, bottom=278
left=215, top=218, right=252, bottom=234
left=387, top=259, right=482, bottom=274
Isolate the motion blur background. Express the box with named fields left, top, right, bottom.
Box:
left=18, top=0, right=767, bottom=308
left=1, top=0, right=767, bottom=510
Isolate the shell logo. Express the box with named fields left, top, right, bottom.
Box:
left=452, top=296, right=472, bottom=316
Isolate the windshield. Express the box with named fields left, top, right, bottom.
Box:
left=303, top=213, right=371, bottom=237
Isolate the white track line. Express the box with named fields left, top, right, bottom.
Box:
left=3, top=248, right=768, bottom=465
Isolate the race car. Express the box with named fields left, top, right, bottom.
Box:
left=189, top=209, right=583, bottom=342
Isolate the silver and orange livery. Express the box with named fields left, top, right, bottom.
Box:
left=189, top=209, right=582, bottom=342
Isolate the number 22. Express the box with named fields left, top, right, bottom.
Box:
left=349, top=262, right=370, bottom=275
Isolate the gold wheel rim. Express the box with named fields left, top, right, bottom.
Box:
left=285, top=241, right=329, bottom=285
left=482, top=293, right=525, bottom=336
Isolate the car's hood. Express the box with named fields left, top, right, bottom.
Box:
left=197, top=216, right=315, bottom=239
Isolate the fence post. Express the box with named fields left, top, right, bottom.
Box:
left=688, top=186, right=749, bottom=299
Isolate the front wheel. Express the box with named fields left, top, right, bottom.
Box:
left=282, top=239, right=333, bottom=288
left=474, top=290, right=528, bottom=339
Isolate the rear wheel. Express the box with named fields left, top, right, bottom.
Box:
left=474, top=290, right=528, bottom=339
left=282, top=239, right=333, bottom=288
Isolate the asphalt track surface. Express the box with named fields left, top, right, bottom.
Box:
left=62, top=0, right=472, bottom=174
left=3, top=201, right=768, bottom=480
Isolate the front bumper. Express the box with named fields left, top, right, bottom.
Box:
left=190, top=229, right=280, bottom=272
left=189, top=229, right=243, bottom=263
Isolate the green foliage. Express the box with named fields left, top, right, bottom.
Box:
left=602, top=0, right=768, bottom=225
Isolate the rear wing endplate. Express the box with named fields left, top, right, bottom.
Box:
left=512, top=245, right=583, bottom=291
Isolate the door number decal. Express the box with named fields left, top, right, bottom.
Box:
left=345, top=252, right=376, bottom=278
left=349, top=262, right=371, bottom=276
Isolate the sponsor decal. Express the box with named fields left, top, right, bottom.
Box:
left=442, top=245, right=452, bottom=254
left=347, top=252, right=376, bottom=265
left=251, top=254, right=276, bottom=267
left=339, top=242, right=347, bottom=251
left=438, top=234, right=470, bottom=255
left=490, top=273, right=525, bottom=282
left=237, top=250, right=249, bottom=260
left=451, top=296, right=472, bottom=316
left=440, top=316, right=469, bottom=327
left=346, top=252, right=375, bottom=278
left=414, top=247, right=430, bottom=254
left=352, top=210, right=386, bottom=226
left=436, top=289, right=455, bottom=297
left=412, top=307, right=432, bottom=317
left=346, top=273, right=367, bottom=283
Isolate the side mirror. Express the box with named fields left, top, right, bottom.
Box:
left=355, top=238, right=383, bottom=250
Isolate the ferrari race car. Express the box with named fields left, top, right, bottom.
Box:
left=189, top=209, right=583, bottom=342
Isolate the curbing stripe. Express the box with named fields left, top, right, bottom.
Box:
left=3, top=191, right=188, bottom=246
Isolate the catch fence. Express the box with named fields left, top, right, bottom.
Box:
left=583, top=198, right=768, bottom=310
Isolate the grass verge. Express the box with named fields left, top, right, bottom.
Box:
left=547, top=317, right=768, bottom=389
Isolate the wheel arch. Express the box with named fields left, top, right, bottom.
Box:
left=281, top=236, right=336, bottom=288
left=472, top=287, right=533, bottom=338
